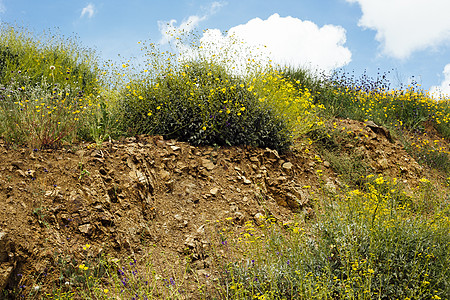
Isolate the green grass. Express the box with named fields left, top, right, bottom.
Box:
left=213, top=176, right=450, bottom=300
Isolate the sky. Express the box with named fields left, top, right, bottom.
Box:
left=1, top=0, right=450, bottom=96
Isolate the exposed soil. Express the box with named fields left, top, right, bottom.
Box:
left=0, top=118, right=446, bottom=299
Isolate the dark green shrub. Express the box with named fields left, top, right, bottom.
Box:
left=119, top=61, right=292, bottom=152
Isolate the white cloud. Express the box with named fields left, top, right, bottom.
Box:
left=347, top=0, right=450, bottom=59
left=430, top=63, right=450, bottom=98
left=158, top=1, right=225, bottom=44
left=195, top=14, right=351, bottom=73
left=80, top=3, right=95, bottom=19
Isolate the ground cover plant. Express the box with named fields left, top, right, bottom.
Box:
left=212, top=175, right=450, bottom=300
left=1, top=24, right=450, bottom=299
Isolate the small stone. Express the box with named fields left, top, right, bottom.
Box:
left=196, top=225, right=205, bottom=234
left=282, top=162, right=293, bottom=170
left=135, top=170, right=147, bottom=184
left=234, top=211, right=245, bottom=223
left=159, top=169, right=171, bottom=181
left=264, top=148, right=280, bottom=160
left=0, top=232, right=11, bottom=262
left=197, top=269, right=210, bottom=277
left=16, top=169, right=26, bottom=177
left=202, top=158, right=215, bottom=171
left=11, top=160, right=23, bottom=169
left=170, top=145, right=181, bottom=151
left=325, top=180, right=337, bottom=193
left=323, top=161, right=330, bottom=168
left=250, top=156, right=259, bottom=163
left=78, top=224, right=93, bottom=235
left=243, top=177, right=252, bottom=185
left=184, top=235, right=196, bottom=248
left=210, top=187, right=219, bottom=196
left=378, top=158, right=389, bottom=170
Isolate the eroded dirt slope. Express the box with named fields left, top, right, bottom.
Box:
left=0, top=118, right=442, bottom=298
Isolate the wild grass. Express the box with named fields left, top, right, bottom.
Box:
left=1, top=25, right=450, bottom=300
left=212, top=176, right=450, bottom=300
left=0, top=24, right=118, bottom=148
left=0, top=24, right=100, bottom=94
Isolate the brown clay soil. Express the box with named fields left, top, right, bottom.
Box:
left=0, top=118, right=447, bottom=299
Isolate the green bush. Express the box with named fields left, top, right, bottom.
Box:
left=0, top=24, right=101, bottom=95
left=119, top=60, right=295, bottom=152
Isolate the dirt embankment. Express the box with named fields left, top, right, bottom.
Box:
left=0, top=119, right=435, bottom=298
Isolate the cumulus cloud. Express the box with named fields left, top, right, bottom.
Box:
left=158, top=1, right=225, bottom=44
left=430, top=63, right=450, bottom=98
left=347, top=0, right=450, bottom=59
left=196, top=14, right=351, bottom=73
left=80, top=3, right=95, bottom=19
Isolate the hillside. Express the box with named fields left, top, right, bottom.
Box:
left=1, top=118, right=448, bottom=299
left=1, top=24, right=449, bottom=299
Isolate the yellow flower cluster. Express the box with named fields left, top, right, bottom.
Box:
left=333, top=85, right=450, bottom=129
left=252, top=69, right=325, bottom=137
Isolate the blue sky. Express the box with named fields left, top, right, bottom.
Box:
left=1, top=0, right=450, bottom=95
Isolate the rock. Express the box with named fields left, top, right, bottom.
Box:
left=159, top=169, right=171, bottom=181
left=285, top=192, right=301, bottom=209
left=45, top=188, right=61, bottom=198
left=242, top=176, right=252, bottom=185
left=234, top=211, right=245, bottom=224
left=0, top=263, right=15, bottom=292
left=16, top=169, right=26, bottom=177
left=0, top=232, right=12, bottom=263
left=201, top=158, right=215, bottom=171
left=184, top=183, right=197, bottom=195
left=282, top=162, right=293, bottom=170
left=377, top=158, right=389, bottom=170
left=197, top=269, right=210, bottom=278
left=365, top=120, right=393, bottom=143
left=0, top=232, right=16, bottom=291
left=174, top=214, right=188, bottom=228
left=184, top=235, right=196, bottom=248
left=323, top=161, right=330, bottom=168
left=78, top=224, right=93, bottom=235
left=197, top=225, right=205, bottom=235
left=264, top=148, right=280, bottom=160
left=250, top=156, right=259, bottom=163
left=11, top=160, right=23, bottom=169
left=210, top=187, right=219, bottom=196
left=135, top=170, right=147, bottom=184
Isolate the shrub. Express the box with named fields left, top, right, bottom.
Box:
left=118, top=51, right=323, bottom=152
left=0, top=24, right=101, bottom=95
